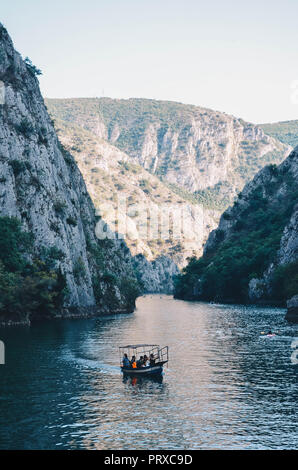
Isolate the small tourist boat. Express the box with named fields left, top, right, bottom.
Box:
left=119, top=344, right=169, bottom=376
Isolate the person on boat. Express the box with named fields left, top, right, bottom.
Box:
left=149, top=353, right=155, bottom=367
left=143, top=355, right=149, bottom=367
left=122, top=353, right=130, bottom=368
left=137, top=356, right=144, bottom=368
left=130, top=355, right=137, bottom=369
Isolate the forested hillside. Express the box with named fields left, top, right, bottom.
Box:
left=174, top=148, right=298, bottom=306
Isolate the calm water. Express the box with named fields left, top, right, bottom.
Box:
left=0, top=295, right=297, bottom=450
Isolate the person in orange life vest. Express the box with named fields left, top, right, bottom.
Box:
left=130, top=355, right=137, bottom=369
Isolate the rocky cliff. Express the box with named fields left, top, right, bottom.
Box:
left=47, top=98, right=290, bottom=209
left=174, top=147, right=298, bottom=311
left=0, top=24, right=139, bottom=324
left=45, top=98, right=290, bottom=293
left=286, top=295, right=298, bottom=323
left=45, top=115, right=219, bottom=293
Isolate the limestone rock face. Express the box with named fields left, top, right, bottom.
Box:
left=46, top=97, right=290, bottom=202
left=279, top=208, right=298, bottom=266
left=46, top=113, right=220, bottom=293
left=248, top=279, right=266, bottom=302
left=0, top=24, right=137, bottom=316
left=134, top=254, right=180, bottom=294
left=45, top=98, right=291, bottom=293
left=286, top=295, right=298, bottom=323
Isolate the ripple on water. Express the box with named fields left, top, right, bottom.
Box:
left=0, top=295, right=297, bottom=450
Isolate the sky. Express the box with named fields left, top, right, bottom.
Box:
left=2, top=0, right=298, bottom=123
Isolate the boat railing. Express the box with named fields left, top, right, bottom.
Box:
left=145, top=346, right=168, bottom=363
left=119, top=344, right=169, bottom=367
left=158, top=346, right=169, bottom=364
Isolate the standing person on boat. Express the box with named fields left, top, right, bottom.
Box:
left=122, top=353, right=130, bottom=368
left=149, top=353, right=155, bottom=367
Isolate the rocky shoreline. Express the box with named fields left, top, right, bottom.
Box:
left=2, top=294, right=294, bottom=328
left=0, top=303, right=136, bottom=328
left=285, top=295, right=298, bottom=323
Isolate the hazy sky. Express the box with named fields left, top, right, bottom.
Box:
left=2, top=0, right=298, bottom=123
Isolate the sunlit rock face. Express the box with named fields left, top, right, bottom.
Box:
left=0, top=24, right=138, bottom=314
left=46, top=97, right=290, bottom=203
left=46, top=98, right=289, bottom=291
left=46, top=104, right=221, bottom=292
left=45, top=97, right=290, bottom=293
left=133, top=254, right=180, bottom=294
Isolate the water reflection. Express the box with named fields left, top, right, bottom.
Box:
left=123, top=374, right=164, bottom=388
left=0, top=295, right=297, bottom=450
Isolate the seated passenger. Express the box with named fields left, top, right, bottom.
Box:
left=122, top=353, right=130, bottom=368
left=130, top=355, right=137, bottom=369
left=143, top=355, right=149, bottom=367
left=136, top=356, right=144, bottom=368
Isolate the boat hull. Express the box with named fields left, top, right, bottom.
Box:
left=121, top=362, right=166, bottom=376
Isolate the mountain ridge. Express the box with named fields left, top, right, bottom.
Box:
left=260, top=120, right=298, bottom=149
left=46, top=97, right=290, bottom=206
left=45, top=97, right=290, bottom=292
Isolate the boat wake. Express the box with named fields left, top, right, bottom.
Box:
left=62, top=349, right=119, bottom=375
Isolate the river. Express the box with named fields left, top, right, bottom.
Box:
left=0, top=295, right=297, bottom=450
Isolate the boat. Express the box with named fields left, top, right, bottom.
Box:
left=119, top=344, right=169, bottom=376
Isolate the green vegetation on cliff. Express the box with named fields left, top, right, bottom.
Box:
left=45, top=97, right=290, bottom=272
left=0, top=23, right=142, bottom=321
left=271, top=261, right=298, bottom=302
left=0, top=217, right=67, bottom=323
left=260, top=120, right=298, bottom=148
left=46, top=97, right=289, bottom=213
left=166, top=182, right=230, bottom=211
left=174, top=161, right=298, bottom=303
